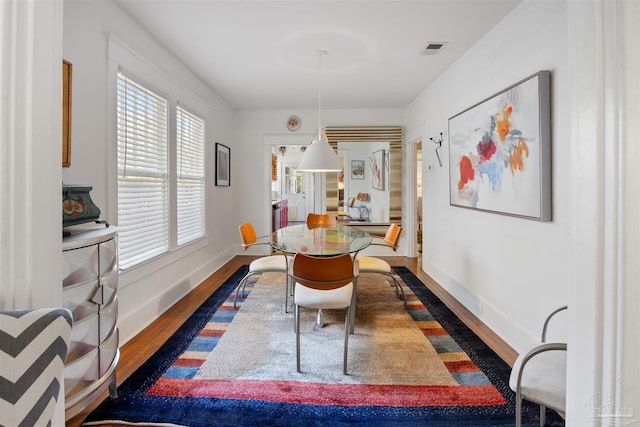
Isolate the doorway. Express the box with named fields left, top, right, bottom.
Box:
left=270, top=145, right=314, bottom=227
left=416, top=141, right=423, bottom=253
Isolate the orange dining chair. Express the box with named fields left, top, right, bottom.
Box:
left=306, top=213, right=337, bottom=227
left=355, top=223, right=406, bottom=308
left=289, top=253, right=358, bottom=374
left=234, top=222, right=292, bottom=311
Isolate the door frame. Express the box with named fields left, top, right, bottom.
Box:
left=264, top=134, right=314, bottom=233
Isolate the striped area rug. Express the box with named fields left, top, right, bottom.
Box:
left=83, top=266, right=564, bottom=427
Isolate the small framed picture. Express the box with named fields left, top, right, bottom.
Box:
left=215, top=143, right=230, bottom=186
left=351, top=160, right=365, bottom=179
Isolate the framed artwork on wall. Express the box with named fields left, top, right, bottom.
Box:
left=62, top=60, right=72, bottom=167
left=371, top=149, right=385, bottom=191
left=448, top=70, right=551, bottom=221
left=351, top=160, right=364, bottom=179
left=215, top=143, right=230, bottom=186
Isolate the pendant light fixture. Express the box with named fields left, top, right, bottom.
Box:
left=297, top=50, right=341, bottom=172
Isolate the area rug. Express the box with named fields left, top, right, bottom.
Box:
left=83, top=266, right=564, bottom=426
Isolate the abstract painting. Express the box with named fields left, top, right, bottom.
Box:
left=371, top=149, right=385, bottom=191
left=448, top=71, right=551, bottom=221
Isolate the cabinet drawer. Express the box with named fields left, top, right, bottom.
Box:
left=99, top=297, right=118, bottom=342
left=63, top=279, right=99, bottom=322
left=99, top=238, right=117, bottom=276
left=99, top=328, right=119, bottom=376
left=64, top=347, right=100, bottom=399
left=67, top=313, right=99, bottom=363
left=63, top=244, right=100, bottom=286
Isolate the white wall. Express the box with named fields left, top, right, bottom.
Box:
left=1, top=0, right=65, bottom=422
left=62, top=0, right=236, bottom=343
left=406, top=0, right=569, bottom=352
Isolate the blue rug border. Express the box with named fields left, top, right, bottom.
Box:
left=84, top=265, right=564, bottom=427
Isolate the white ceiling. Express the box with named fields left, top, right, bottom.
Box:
left=114, top=0, right=521, bottom=110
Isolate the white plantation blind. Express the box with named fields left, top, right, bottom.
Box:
left=176, top=106, right=206, bottom=246
left=117, top=72, right=169, bottom=269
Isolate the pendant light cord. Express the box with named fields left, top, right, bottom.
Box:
left=317, top=50, right=327, bottom=131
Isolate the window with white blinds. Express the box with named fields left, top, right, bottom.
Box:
left=176, top=106, right=206, bottom=246
left=117, top=72, right=169, bottom=270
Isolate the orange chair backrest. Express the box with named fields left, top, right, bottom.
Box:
left=293, top=253, right=354, bottom=290
left=239, top=222, right=257, bottom=249
left=306, top=213, right=337, bottom=227
left=383, top=223, right=402, bottom=251
left=348, top=197, right=356, bottom=208
left=357, top=193, right=369, bottom=202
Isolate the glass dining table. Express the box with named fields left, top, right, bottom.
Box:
left=271, top=223, right=372, bottom=256
left=271, top=223, right=372, bottom=332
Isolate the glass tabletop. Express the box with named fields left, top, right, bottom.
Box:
left=271, top=223, right=372, bottom=256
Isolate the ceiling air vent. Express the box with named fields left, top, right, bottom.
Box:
left=422, top=42, right=447, bottom=56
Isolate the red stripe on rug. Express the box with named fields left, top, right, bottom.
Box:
left=173, top=358, right=205, bottom=367
left=444, top=360, right=481, bottom=372
left=147, top=378, right=506, bottom=407
left=421, top=328, right=448, bottom=336
left=199, top=329, right=225, bottom=337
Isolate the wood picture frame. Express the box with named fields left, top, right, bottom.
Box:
left=62, top=60, right=72, bottom=167
left=215, top=143, right=231, bottom=186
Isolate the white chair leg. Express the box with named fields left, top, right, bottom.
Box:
left=540, top=404, right=546, bottom=427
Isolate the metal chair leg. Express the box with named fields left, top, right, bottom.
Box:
left=295, top=304, right=301, bottom=373
left=343, top=306, right=351, bottom=375
left=515, top=389, right=522, bottom=427
left=284, top=274, right=290, bottom=313
left=233, top=272, right=254, bottom=309
left=387, top=273, right=407, bottom=309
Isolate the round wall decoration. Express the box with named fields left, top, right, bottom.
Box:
left=287, top=115, right=301, bottom=131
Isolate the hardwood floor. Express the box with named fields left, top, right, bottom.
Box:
left=66, top=255, right=517, bottom=426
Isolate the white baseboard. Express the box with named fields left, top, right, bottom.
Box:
left=117, top=247, right=236, bottom=345
left=422, top=259, right=538, bottom=354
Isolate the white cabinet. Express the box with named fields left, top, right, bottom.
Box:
left=62, top=224, right=119, bottom=420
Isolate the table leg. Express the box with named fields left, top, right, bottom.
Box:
left=316, top=309, right=324, bottom=327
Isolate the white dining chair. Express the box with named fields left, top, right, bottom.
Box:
left=355, top=223, right=406, bottom=308
left=234, top=222, right=292, bottom=311
left=289, top=253, right=358, bottom=374
left=509, top=306, right=567, bottom=427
